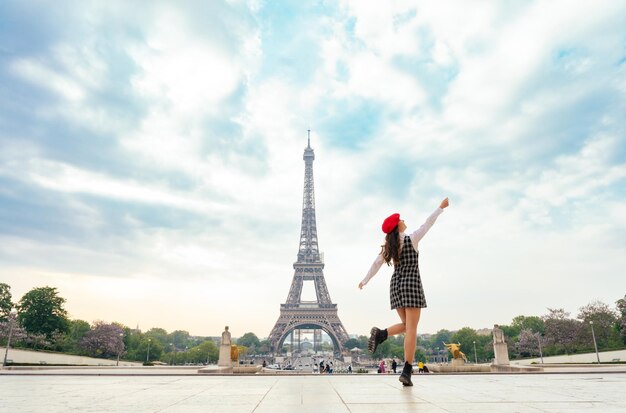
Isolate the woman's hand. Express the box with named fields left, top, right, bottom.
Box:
left=358, top=282, right=364, bottom=289
left=440, top=197, right=449, bottom=209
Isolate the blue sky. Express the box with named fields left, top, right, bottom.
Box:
left=1, top=0, right=625, bottom=339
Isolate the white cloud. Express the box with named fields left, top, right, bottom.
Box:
left=10, top=58, right=86, bottom=102
left=129, top=28, right=240, bottom=117
left=347, top=51, right=427, bottom=109
left=0, top=158, right=228, bottom=214
left=525, top=134, right=626, bottom=208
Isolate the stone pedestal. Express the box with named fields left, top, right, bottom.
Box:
left=493, top=342, right=510, bottom=365
left=451, top=358, right=466, bottom=367
left=218, top=345, right=231, bottom=367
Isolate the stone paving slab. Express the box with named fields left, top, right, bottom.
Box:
left=1, top=373, right=625, bottom=412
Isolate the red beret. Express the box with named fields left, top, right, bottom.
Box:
left=382, top=213, right=400, bottom=234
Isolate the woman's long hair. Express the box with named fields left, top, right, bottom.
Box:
left=382, top=226, right=401, bottom=266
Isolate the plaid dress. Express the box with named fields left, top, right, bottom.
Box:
left=389, top=235, right=427, bottom=309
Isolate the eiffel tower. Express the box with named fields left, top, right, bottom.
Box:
left=268, top=131, right=350, bottom=355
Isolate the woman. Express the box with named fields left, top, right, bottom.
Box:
left=359, top=197, right=449, bottom=386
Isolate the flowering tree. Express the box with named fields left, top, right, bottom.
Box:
left=515, top=329, right=544, bottom=358
left=0, top=312, right=27, bottom=346
left=0, top=313, right=56, bottom=350
left=80, top=321, right=125, bottom=358
left=23, top=333, right=51, bottom=350
left=542, top=308, right=582, bottom=355
left=577, top=300, right=619, bottom=348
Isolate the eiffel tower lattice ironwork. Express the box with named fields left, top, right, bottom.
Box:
left=268, top=132, right=350, bottom=355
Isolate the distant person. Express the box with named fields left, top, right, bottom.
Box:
left=262, top=360, right=267, bottom=368
left=325, top=363, right=330, bottom=374
left=418, top=361, right=424, bottom=373
left=319, top=360, right=324, bottom=374
left=391, top=359, right=398, bottom=373
left=379, top=360, right=386, bottom=374
left=348, top=364, right=352, bottom=374
left=359, top=198, right=449, bottom=386
left=329, top=362, right=334, bottom=374
left=422, top=364, right=430, bottom=373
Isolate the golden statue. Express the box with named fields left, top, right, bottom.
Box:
left=230, top=345, right=239, bottom=362
left=443, top=342, right=468, bottom=362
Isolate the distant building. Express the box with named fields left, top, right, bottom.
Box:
left=428, top=349, right=449, bottom=364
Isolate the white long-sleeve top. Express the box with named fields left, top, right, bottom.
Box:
left=360, top=207, right=444, bottom=287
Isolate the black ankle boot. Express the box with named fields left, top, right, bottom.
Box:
left=368, top=327, right=388, bottom=353
left=399, top=361, right=413, bottom=386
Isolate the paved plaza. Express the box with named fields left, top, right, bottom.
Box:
left=1, top=370, right=625, bottom=413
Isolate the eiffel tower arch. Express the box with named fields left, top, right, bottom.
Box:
left=268, top=132, right=350, bottom=356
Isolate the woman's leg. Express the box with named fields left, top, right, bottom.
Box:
left=387, top=308, right=407, bottom=336
left=403, top=308, right=421, bottom=363
left=369, top=308, right=409, bottom=353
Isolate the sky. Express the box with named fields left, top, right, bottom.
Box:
left=1, top=0, right=625, bottom=341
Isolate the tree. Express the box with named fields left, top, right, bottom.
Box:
left=577, top=300, right=619, bottom=349
left=344, top=338, right=363, bottom=350
left=515, top=329, right=543, bottom=358
left=357, top=335, right=369, bottom=350
left=451, top=328, right=478, bottom=348
left=414, top=348, right=427, bottom=363
left=169, top=330, right=190, bottom=350
left=237, top=332, right=260, bottom=353
left=542, top=308, right=581, bottom=355
left=145, top=328, right=169, bottom=348
left=257, top=339, right=271, bottom=354
left=617, top=295, right=626, bottom=319
left=0, top=283, right=12, bottom=321
left=121, top=326, right=143, bottom=360
left=369, top=334, right=405, bottom=359
left=428, top=329, right=453, bottom=351
left=368, top=333, right=400, bottom=358
left=0, top=312, right=27, bottom=346
left=80, top=321, right=125, bottom=358
left=372, top=339, right=392, bottom=359
left=181, top=345, right=205, bottom=365
left=17, top=286, right=69, bottom=339
left=451, top=327, right=481, bottom=361
left=619, top=318, right=626, bottom=345
left=139, top=337, right=163, bottom=362
left=499, top=324, right=518, bottom=342
left=616, top=295, right=626, bottom=344
left=197, top=340, right=219, bottom=364
left=58, top=319, right=91, bottom=353
left=511, top=315, right=545, bottom=335
left=23, top=333, right=50, bottom=349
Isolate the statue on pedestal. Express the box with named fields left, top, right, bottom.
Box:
left=218, top=326, right=233, bottom=367
left=443, top=342, right=467, bottom=365
left=198, top=326, right=235, bottom=374
left=492, top=324, right=510, bottom=365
